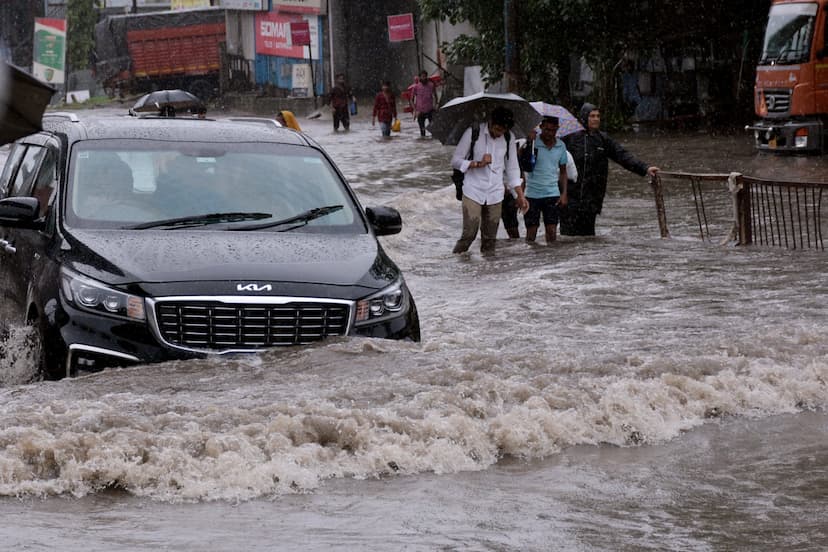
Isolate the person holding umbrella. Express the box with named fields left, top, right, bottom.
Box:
left=451, top=106, right=528, bottom=256
left=561, top=103, right=659, bottom=236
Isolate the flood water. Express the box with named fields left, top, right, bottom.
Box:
left=1, top=107, right=827, bottom=551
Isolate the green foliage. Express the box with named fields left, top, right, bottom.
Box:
left=418, top=0, right=771, bottom=125
left=67, top=0, right=99, bottom=71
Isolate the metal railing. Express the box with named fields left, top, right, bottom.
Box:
left=651, top=171, right=826, bottom=250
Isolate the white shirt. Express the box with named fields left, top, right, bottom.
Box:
left=451, top=123, right=522, bottom=205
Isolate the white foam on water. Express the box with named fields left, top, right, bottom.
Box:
left=0, top=320, right=825, bottom=502
left=0, top=325, right=42, bottom=386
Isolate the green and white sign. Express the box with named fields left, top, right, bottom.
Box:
left=33, top=18, right=66, bottom=84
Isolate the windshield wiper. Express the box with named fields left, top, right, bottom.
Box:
left=127, top=212, right=273, bottom=230
left=235, top=205, right=344, bottom=232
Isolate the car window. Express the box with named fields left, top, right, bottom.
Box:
left=65, top=140, right=364, bottom=233
left=9, top=145, right=48, bottom=198
left=31, top=147, right=58, bottom=217
left=0, top=143, right=27, bottom=198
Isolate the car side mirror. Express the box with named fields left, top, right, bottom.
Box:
left=365, top=206, right=402, bottom=236
left=0, top=197, right=44, bottom=229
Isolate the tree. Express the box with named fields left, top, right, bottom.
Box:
left=418, top=0, right=770, bottom=126
left=67, top=0, right=99, bottom=72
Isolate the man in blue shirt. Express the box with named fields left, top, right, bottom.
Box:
left=522, top=116, right=569, bottom=243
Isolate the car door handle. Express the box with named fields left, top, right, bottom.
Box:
left=0, top=239, right=15, bottom=254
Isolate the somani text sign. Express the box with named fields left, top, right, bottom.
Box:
left=387, top=13, right=414, bottom=42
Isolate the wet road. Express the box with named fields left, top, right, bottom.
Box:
left=1, top=106, right=827, bottom=551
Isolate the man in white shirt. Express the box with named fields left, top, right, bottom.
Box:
left=451, top=107, right=528, bottom=255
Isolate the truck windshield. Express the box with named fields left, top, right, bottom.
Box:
left=759, top=3, right=818, bottom=65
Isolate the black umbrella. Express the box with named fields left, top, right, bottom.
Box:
left=131, top=89, right=203, bottom=115
left=0, top=61, right=56, bottom=145
left=428, top=91, right=542, bottom=146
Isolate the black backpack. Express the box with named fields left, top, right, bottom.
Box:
left=451, top=126, right=510, bottom=201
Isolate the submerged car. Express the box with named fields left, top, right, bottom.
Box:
left=0, top=113, right=419, bottom=379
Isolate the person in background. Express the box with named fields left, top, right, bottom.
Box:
left=372, top=80, right=397, bottom=138
left=451, top=106, right=528, bottom=256
left=561, top=103, right=659, bottom=236
left=520, top=116, right=568, bottom=244
left=500, top=183, right=521, bottom=238
left=411, top=70, right=438, bottom=138
left=276, top=110, right=302, bottom=131
left=329, top=73, right=353, bottom=131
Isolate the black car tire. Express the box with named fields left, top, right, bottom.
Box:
left=24, top=320, right=60, bottom=381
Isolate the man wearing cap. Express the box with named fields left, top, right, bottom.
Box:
left=521, top=116, right=569, bottom=244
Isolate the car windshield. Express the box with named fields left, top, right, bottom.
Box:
left=64, top=140, right=364, bottom=233
left=758, top=2, right=817, bottom=65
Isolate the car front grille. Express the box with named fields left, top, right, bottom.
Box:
left=151, top=298, right=352, bottom=351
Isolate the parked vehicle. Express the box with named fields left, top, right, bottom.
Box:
left=95, top=8, right=226, bottom=100
left=0, top=112, right=420, bottom=379
left=747, top=0, right=828, bottom=152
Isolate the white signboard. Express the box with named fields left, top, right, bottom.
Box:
left=221, top=0, right=265, bottom=9
left=291, top=63, right=311, bottom=97
left=99, top=0, right=171, bottom=7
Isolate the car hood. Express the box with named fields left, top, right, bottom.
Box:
left=65, top=229, right=386, bottom=287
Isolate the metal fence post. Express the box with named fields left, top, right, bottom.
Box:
left=651, top=173, right=670, bottom=238
left=736, top=175, right=752, bottom=245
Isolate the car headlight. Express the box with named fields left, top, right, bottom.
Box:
left=60, top=268, right=146, bottom=321
left=354, top=280, right=407, bottom=325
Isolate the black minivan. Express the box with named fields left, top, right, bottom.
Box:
left=0, top=113, right=419, bottom=379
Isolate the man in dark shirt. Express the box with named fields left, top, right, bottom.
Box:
left=329, top=73, right=353, bottom=131
left=561, top=103, right=659, bottom=235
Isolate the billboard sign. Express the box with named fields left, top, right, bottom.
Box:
left=33, top=18, right=66, bottom=84
left=221, top=0, right=266, bottom=9
left=255, top=13, right=319, bottom=59
left=387, top=13, right=415, bottom=42
left=291, top=63, right=311, bottom=97
left=273, top=0, right=322, bottom=14
left=290, top=20, right=311, bottom=47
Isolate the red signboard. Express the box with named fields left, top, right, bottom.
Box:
left=290, top=20, right=311, bottom=47
left=387, top=13, right=415, bottom=42
left=255, top=12, right=318, bottom=58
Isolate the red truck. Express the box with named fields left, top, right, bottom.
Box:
left=748, top=0, right=828, bottom=152
left=95, top=8, right=226, bottom=101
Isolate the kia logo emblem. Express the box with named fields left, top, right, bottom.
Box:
left=237, top=283, right=273, bottom=292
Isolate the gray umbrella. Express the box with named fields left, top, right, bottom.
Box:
left=428, top=91, right=542, bottom=146
left=131, top=89, right=203, bottom=115
left=0, top=61, right=55, bottom=145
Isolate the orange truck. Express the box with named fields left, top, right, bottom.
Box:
left=95, top=8, right=226, bottom=101
left=748, top=0, right=828, bottom=152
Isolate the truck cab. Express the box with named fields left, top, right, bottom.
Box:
left=748, top=0, right=828, bottom=152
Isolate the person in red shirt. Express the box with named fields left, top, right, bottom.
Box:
left=411, top=70, right=438, bottom=137
left=372, top=81, right=397, bottom=137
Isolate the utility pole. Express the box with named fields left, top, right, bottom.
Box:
left=503, top=0, right=522, bottom=93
